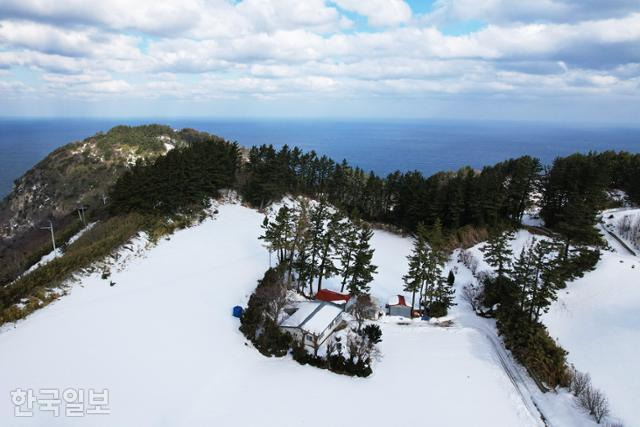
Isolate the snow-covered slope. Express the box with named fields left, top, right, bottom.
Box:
left=0, top=203, right=541, bottom=427
left=544, top=218, right=640, bottom=426
left=461, top=224, right=639, bottom=426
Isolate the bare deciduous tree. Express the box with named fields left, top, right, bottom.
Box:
left=461, top=282, right=482, bottom=311
left=458, top=249, right=479, bottom=275
left=578, top=385, right=610, bottom=424
left=256, top=278, right=289, bottom=321
left=348, top=294, right=378, bottom=331
left=569, top=368, right=591, bottom=397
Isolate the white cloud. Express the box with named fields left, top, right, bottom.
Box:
left=332, top=0, right=411, bottom=26
left=428, top=0, right=640, bottom=24
left=0, top=0, right=638, bottom=119
left=0, top=20, right=141, bottom=59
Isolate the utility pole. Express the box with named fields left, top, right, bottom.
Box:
left=77, top=205, right=88, bottom=226
left=40, top=220, right=57, bottom=253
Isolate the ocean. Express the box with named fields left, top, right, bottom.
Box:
left=1, top=118, right=639, bottom=198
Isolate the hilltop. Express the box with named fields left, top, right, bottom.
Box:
left=0, top=125, right=234, bottom=287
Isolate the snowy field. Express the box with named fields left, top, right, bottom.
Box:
left=544, top=214, right=640, bottom=426
left=0, top=202, right=542, bottom=427
left=462, top=224, right=640, bottom=426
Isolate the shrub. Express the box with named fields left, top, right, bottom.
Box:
left=425, top=301, right=448, bottom=318
left=559, top=247, right=601, bottom=283
left=458, top=249, right=479, bottom=275
left=362, top=324, right=382, bottom=346
left=240, top=266, right=292, bottom=358
left=578, top=385, right=610, bottom=424
left=569, top=368, right=591, bottom=397
left=0, top=213, right=147, bottom=324
left=497, top=310, right=569, bottom=388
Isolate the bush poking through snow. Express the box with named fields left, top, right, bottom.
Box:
left=568, top=367, right=612, bottom=424
left=569, top=368, right=591, bottom=397
left=458, top=249, right=479, bottom=275
left=578, top=385, right=610, bottom=424
left=461, top=283, right=482, bottom=312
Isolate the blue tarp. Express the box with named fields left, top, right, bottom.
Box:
left=232, top=306, right=244, bottom=318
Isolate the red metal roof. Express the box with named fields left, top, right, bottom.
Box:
left=388, top=294, right=409, bottom=306
left=315, top=289, right=351, bottom=303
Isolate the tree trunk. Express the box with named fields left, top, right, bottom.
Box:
left=340, top=256, right=352, bottom=293
left=411, top=291, right=416, bottom=318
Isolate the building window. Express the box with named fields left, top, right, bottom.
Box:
left=306, top=335, right=313, bottom=342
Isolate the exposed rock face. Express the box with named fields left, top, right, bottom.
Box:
left=0, top=124, right=180, bottom=239
left=0, top=124, right=189, bottom=287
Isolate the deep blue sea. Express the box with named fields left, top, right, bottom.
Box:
left=1, top=118, right=639, bottom=198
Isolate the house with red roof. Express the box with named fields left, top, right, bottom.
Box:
left=314, top=289, right=351, bottom=304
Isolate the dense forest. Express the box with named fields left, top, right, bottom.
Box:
left=2, top=124, right=639, bottom=331
left=242, top=145, right=640, bottom=244
left=109, top=130, right=240, bottom=215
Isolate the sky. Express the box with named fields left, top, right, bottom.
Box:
left=0, top=0, right=639, bottom=122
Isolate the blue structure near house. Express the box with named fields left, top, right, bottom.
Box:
left=232, top=306, right=244, bottom=318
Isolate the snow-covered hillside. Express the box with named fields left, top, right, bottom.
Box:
left=544, top=212, right=640, bottom=426
left=461, top=222, right=639, bottom=426
left=1, top=202, right=542, bottom=427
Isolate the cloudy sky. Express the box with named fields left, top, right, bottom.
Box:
left=0, top=0, right=639, bottom=122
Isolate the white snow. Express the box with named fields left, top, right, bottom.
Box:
left=543, top=218, right=640, bottom=426
left=279, top=301, right=342, bottom=335
left=465, top=224, right=638, bottom=426
left=294, top=303, right=341, bottom=335
left=601, top=207, right=640, bottom=253
left=0, top=203, right=560, bottom=426
left=21, top=222, right=98, bottom=277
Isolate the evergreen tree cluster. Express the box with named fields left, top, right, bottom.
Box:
left=241, top=145, right=542, bottom=232
left=259, top=199, right=377, bottom=296
left=480, top=231, right=577, bottom=387
left=541, top=151, right=640, bottom=246
left=109, top=132, right=240, bottom=215
left=244, top=146, right=640, bottom=251
left=402, top=222, right=455, bottom=317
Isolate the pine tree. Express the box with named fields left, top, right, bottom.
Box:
left=447, top=270, right=455, bottom=288
left=431, top=270, right=456, bottom=316
left=337, top=210, right=361, bottom=293
left=529, top=239, right=564, bottom=322
left=402, top=223, right=429, bottom=314
left=481, top=230, right=515, bottom=282
left=316, top=210, right=342, bottom=291
left=306, top=200, right=330, bottom=294
left=287, top=200, right=310, bottom=284
left=259, top=205, right=293, bottom=264
left=348, top=224, right=377, bottom=295
left=420, top=245, right=444, bottom=309
left=512, top=246, right=536, bottom=314
left=511, top=239, right=564, bottom=323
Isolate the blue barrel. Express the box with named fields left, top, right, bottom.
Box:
left=232, top=306, right=244, bottom=318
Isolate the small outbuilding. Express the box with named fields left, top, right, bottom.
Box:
left=386, top=295, right=412, bottom=318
